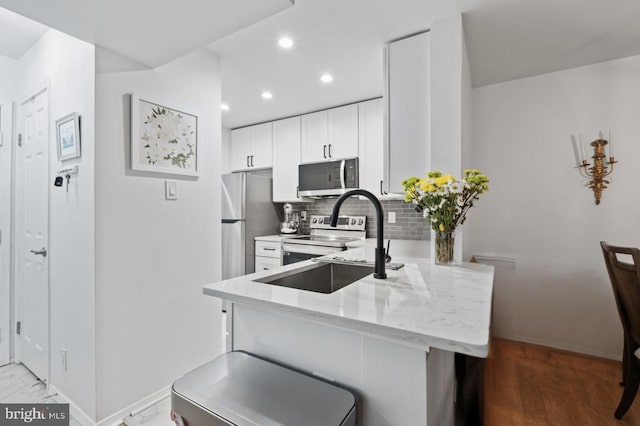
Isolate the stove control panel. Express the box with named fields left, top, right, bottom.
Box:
left=309, top=215, right=366, bottom=231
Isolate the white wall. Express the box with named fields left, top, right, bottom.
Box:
left=16, top=30, right=97, bottom=419
left=0, top=55, right=18, bottom=365
left=95, top=49, right=222, bottom=421
left=469, top=55, right=640, bottom=359
left=221, top=126, right=232, bottom=174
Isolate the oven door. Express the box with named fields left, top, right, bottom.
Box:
left=282, top=243, right=344, bottom=265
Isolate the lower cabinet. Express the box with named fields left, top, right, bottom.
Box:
left=254, top=240, right=282, bottom=271
left=255, top=256, right=281, bottom=272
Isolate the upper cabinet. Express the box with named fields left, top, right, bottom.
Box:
left=301, top=104, right=358, bottom=163
left=358, top=98, right=384, bottom=196
left=272, top=116, right=302, bottom=202
left=384, top=31, right=430, bottom=194
left=231, top=122, right=273, bottom=171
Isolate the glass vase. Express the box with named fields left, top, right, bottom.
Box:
left=434, top=231, right=455, bottom=265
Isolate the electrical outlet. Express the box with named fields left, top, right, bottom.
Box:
left=300, top=211, right=307, bottom=221
left=388, top=212, right=396, bottom=223
left=60, top=348, right=67, bottom=371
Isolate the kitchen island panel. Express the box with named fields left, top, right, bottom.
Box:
left=231, top=303, right=455, bottom=426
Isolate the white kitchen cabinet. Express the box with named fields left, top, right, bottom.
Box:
left=255, top=256, right=281, bottom=272
left=255, top=240, right=282, bottom=272
left=300, top=110, right=328, bottom=163
left=230, top=126, right=252, bottom=171
left=231, top=122, right=273, bottom=171
left=328, top=104, right=359, bottom=160
left=300, top=104, right=358, bottom=163
left=272, top=116, right=302, bottom=202
left=358, top=98, right=384, bottom=196
left=384, top=31, right=430, bottom=194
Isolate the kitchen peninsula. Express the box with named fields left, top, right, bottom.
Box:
left=203, top=246, right=494, bottom=425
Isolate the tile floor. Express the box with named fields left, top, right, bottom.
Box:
left=0, top=317, right=226, bottom=425
left=0, top=363, right=173, bottom=425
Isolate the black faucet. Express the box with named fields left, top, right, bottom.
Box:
left=330, top=189, right=386, bottom=279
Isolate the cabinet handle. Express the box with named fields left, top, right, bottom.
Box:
left=380, top=180, right=384, bottom=195
left=30, top=247, right=47, bottom=257
left=323, top=145, right=327, bottom=158
left=250, top=155, right=254, bottom=167
left=296, top=186, right=300, bottom=199
left=264, top=247, right=276, bottom=251
left=246, top=156, right=250, bottom=167
left=328, top=144, right=332, bottom=158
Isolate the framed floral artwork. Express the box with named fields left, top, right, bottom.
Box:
left=130, top=94, right=198, bottom=176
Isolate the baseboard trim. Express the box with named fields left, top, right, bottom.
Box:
left=504, top=335, right=620, bottom=361
left=97, top=385, right=171, bottom=426
left=48, top=384, right=95, bottom=426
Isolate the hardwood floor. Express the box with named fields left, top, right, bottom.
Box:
left=484, top=338, right=640, bottom=425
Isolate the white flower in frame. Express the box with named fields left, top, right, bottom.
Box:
left=132, top=95, right=199, bottom=176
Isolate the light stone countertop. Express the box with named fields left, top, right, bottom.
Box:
left=254, top=234, right=301, bottom=242
left=203, top=247, right=494, bottom=357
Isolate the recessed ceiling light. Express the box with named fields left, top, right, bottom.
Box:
left=278, top=37, right=294, bottom=49
left=320, top=74, right=333, bottom=83
left=261, top=91, right=273, bottom=100
left=220, top=103, right=230, bottom=111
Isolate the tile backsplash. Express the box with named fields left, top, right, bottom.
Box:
left=287, top=197, right=430, bottom=240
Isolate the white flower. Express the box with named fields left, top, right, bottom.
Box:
left=143, top=108, right=195, bottom=167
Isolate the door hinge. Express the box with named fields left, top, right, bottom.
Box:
left=16, top=321, right=21, bottom=335
left=18, top=133, right=22, bottom=147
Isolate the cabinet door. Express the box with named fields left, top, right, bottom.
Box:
left=358, top=98, right=384, bottom=195
left=255, top=256, right=281, bottom=272
left=231, top=127, right=252, bottom=171
left=272, top=117, right=302, bottom=202
left=250, top=122, right=273, bottom=169
left=301, top=110, right=328, bottom=163
left=328, top=104, right=358, bottom=160
left=385, top=32, right=430, bottom=193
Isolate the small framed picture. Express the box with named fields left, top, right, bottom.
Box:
left=130, top=93, right=198, bottom=176
left=56, top=113, right=81, bottom=161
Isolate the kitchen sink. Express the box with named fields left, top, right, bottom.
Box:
left=254, top=262, right=374, bottom=294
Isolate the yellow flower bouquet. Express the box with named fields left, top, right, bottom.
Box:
left=402, top=170, right=489, bottom=264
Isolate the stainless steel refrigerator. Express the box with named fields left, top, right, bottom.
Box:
left=221, top=173, right=280, bottom=279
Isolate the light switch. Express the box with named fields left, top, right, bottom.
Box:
left=165, top=180, right=177, bottom=200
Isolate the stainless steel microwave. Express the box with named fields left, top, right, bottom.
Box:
left=298, top=158, right=359, bottom=197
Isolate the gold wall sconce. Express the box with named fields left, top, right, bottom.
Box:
left=577, top=133, right=617, bottom=205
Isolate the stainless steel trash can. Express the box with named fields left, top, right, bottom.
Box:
left=172, top=351, right=357, bottom=426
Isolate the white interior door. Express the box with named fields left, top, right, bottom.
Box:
left=15, top=86, right=49, bottom=380
left=0, top=101, right=13, bottom=366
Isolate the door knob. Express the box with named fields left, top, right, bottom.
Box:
left=30, top=247, right=47, bottom=257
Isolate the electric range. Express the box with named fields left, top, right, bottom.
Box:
left=281, top=215, right=366, bottom=264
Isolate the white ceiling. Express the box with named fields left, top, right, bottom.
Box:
left=0, top=0, right=293, bottom=67
left=211, top=0, right=640, bottom=128
left=209, top=0, right=459, bottom=128
left=461, top=0, right=640, bottom=87
left=0, top=7, right=47, bottom=59
left=3, top=0, right=640, bottom=130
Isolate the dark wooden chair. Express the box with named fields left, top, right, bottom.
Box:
left=600, top=241, right=640, bottom=419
